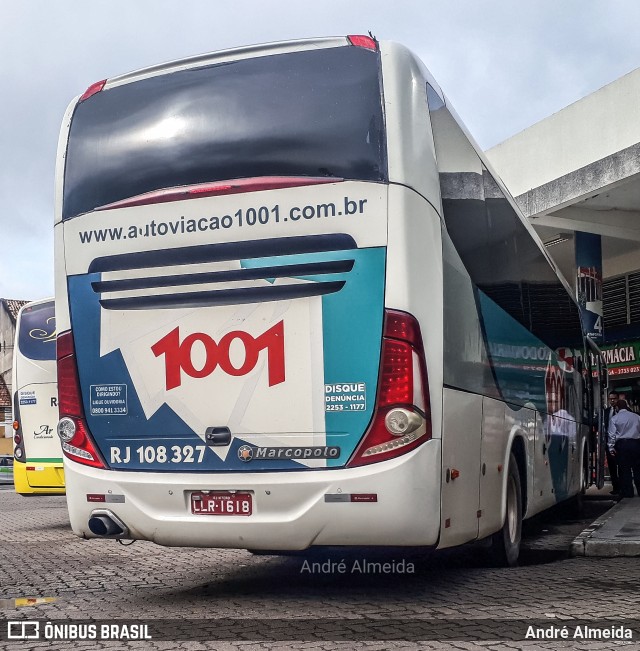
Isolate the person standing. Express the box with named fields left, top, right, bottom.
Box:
left=608, top=399, right=640, bottom=498
left=604, top=391, right=620, bottom=495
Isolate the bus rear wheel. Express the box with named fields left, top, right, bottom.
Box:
left=489, top=453, right=522, bottom=567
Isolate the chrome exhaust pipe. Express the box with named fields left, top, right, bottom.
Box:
left=88, top=509, right=129, bottom=538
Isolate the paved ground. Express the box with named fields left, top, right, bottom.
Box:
left=1, top=487, right=639, bottom=650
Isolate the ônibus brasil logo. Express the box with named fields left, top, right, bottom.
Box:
left=152, top=321, right=285, bottom=390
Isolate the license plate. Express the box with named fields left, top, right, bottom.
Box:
left=190, top=491, right=252, bottom=516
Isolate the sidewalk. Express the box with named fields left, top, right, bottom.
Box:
left=571, top=486, right=640, bottom=557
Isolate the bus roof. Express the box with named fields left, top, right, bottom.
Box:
left=104, top=37, right=351, bottom=91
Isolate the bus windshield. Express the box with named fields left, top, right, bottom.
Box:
left=17, top=301, right=56, bottom=361
left=63, top=46, right=386, bottom=220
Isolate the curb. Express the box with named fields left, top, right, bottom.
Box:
left=571, top=499, right=640, bottom=557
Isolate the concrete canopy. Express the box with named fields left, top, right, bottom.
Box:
left=486, top=66, right=640, bottom=286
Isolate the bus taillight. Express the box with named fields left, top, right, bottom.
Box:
left=56, top=331, right=106, bottom=469
left=79, top=79, right=106, bottom=103
left=347, top=310, right=431, bottom=467
left=347, top=35, right=378, bottom=51
left=57, top=333, right=82, bottom=417
left=12, top=398, right=26, bottom=462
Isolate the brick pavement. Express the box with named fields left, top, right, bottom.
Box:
left=0, top=489, right=639, bottom=650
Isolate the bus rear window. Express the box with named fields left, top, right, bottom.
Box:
left=63, top=46, right=386, bottom=220
left=18, top=302, right=56, bottom=361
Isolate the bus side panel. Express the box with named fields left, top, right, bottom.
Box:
left=476, top=397, right=538, bottom=539
left=438, top=388, right=482, bottom=548
left=527, top=410, right=558, bottom=517
left=54, top=222, right=72, bottom=333
left=478, top=397, right=506, bottom=538
left=385, top=185, right=444, bottom=442
left=568, top=423, right=588, bottom=496
left=380, top=42, right=441, bottom=217
left=432, top=93, right=586, bottom=516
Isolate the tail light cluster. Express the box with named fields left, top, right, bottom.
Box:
left=12, top=398, right=25, bottom=462
left=57, top=331, right=106, bottom=469
left=347, top=35, right=378, bottom=51
left=79, top=79, right=106, bottom=103
left=348, top=310, right=431, bottom=467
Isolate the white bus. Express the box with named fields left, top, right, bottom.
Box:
left=55, top=36, right=605, bottom=564
left=12, top=299, right=64, bottom=495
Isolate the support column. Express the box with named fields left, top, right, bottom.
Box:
left=575, top=231, right=603, bottom=344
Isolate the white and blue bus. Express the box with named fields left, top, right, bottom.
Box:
left=54, top=36, right=605, bottom=564
left=12, top=299, right=64, bottom=495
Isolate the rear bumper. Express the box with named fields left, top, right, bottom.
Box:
left=14, top=462, right=66, bottom=495
left=65, top=440, right=442, bottom=549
